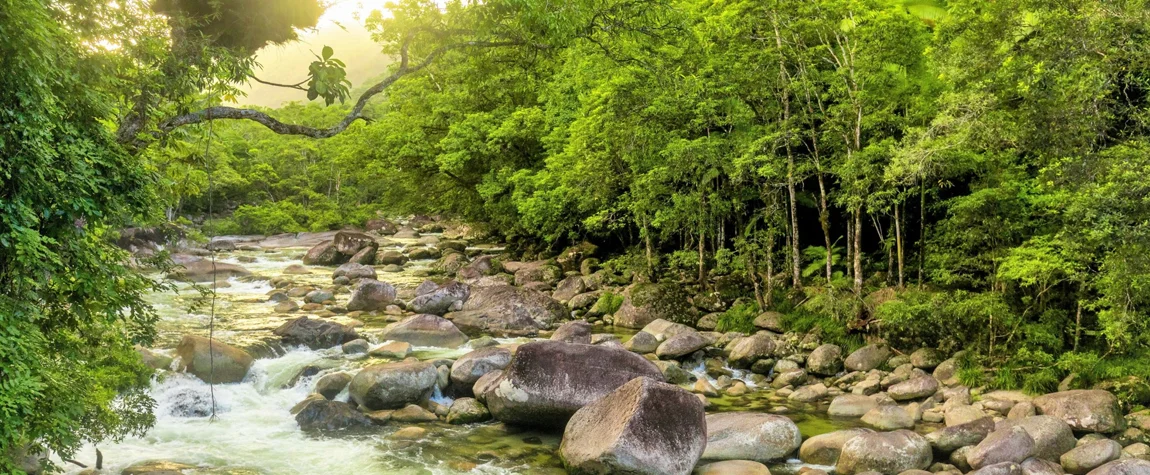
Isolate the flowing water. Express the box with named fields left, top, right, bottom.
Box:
left=62, top=239, right=860, bottom=474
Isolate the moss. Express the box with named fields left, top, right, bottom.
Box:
left=716, top=302, right=757, bottom=333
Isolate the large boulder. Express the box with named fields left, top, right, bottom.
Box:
left=446, top=285, right=565, bottom=336
left=927, top=417, right=996, bottom=453
left=656, top=331, right=709, bottom=359
left=302, top=240, right=343, bottom=266
left=294, top=399, right=372, bottom=432
left=512, top=260, right=563, bottom=287
left=552, top=276, right=588, bottom=303
left=863, top=404, right=915, bottom=430
left=1061, top=440, right=1121, bottom=475
left=910, top=348, right=945, bottom=370
left=969, top=426, right=1038, bottom=469
left=450, top=347, right=513, bottom=387
left=844, top=344, right=892, bottom=372
left=333, top=231, right=377, bottom=257
left=483, top=341, right=664, bottom=428
left=408, top=280, right=470, bottom=315
left=332, top=262, right=376, bottom=281
left=753, top=311, right=784, bottom=332
left=808, top=344, right=844, bottom=376
left=702, top=412, right=802, bottom=462
left=727, top=332, right=777, bottom=368
left=166, top=259, right=252, bottom=283
left=175, top=335, right=253, bottom=384
left=800, top=428, right=875, bottom=465
left=551, top=320, right=592, bottom=344
left=836, top=430, right=932, bottom=475
left=694, top=460, right=772, bottom=475
left=889, top=376, right=940, bottom=401
left=560, top=377, right=706, bottom=475
left=829, top=394, right=880, bottom=418
left=346, top=279, right=397, bottom=312
left=614, top=283, right=694, bottom=329
left=348, top=361, right=438, bottom=410
left=1086, top=459, right=1150, bottom=475
left=380, top=314, right=468, bottom=348
left=997, top=416, right=1078, bottom=461
left=1033, top=390, right=1126, bottom=434
left=273, top=316, right=359, bottom=350
left=456, top=255, right=502, bottom=281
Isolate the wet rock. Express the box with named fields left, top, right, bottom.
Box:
left=346, top=279, right=398, bottom=312
left=703, top=412, right=802, bottom=462
left=624, top=331, right=660, bottom=354
left=801, top=429, right=875, bottom=465
left=408, top=280, right=470, bottom=315
left=484, top=340, right=664, bottom=428
left=997, top=416, right=1078, bottom=461
left=369, top=341, right=412, bottom=359
left=472, top=370, right=504, bottom=404
left=375, top=249, right=408, bottom=266
left=808, top=343, right=844, bottom=376
left=303, top=241, right=344, bottom=266
left=381, top=314, right=468, bottom=348
left=447, top=285, right=565, bottom=336
left=315, top=372, right=352, bottom=400
left=342, top=339, right=369, bottom=354
left=166, top=259, right=252, bottom=283
left=175, top=335, right=253, bottom=384
left=560, top=377, right=706, bottom=475
left=727, top=332, right=777, bottom=368
left=334, top=263, right=376, bottom=282
left=791, top=383, right=830, bottom=403
left=349, top=361, right=438, bottom=410
left=969, top=426, right=1037, bottom=469
left=450, top=347, right=513, bottom=387
left=304, top=289, right=333, bottom=304
left=552, top=276, right=588, bottom=303
left=567, top=291, right=602, bottom=310
left=447, top=397, right=491, bottom=424
left=165, top=385, right=214, bottom=417
left=614, top=283, right=694, bottom=329
left=1061, top=440, right=1121, bottom=475
left=694, top=460, right=772, bottom=475
left=122, top=461, right=199, bottom=475
left=137, top=347, right=174, bottom=371
left=889, top=376, right=940, bottom=401
left=274, top=300, right=299, bottom=313
left=836, top=430, right=932, bottom=475
left=456, top=254, right=501, bottom=280
left=640, top=319, right=696, bottom=342
left=845, top=344, right=892, bottom=372
left=863, top=404, right=915, bottom=430
left=829, top=394, right=879, bottom=418
left=295, top=399, right=372, bottom=432
left=657, top=331, right=709, bottom=359
left=1033, top=390, right=1126, bottom=434
left=333, top=231, right=377, bottom=257
left=273, top=316, right=359, bottom=350
left=551, top=320, right=593, bottom=344
left=928, top=417, right=996, bottom=453
left=391, top=404, right=437, bottom=423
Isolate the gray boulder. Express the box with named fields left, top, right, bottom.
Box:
left=613, top=283, right=694, bottom=329
left=808, top=344, right=844, bottom=376
left=348, top=361, right=438, bottom=410
left=408, top=280, right=470, bottom=315
left=450, top=347, right=513, bottom=387
left=273, top=316, right=358, bottom=350
left=332, top=262, right=376, bottom=280
left=1085, top=459, right=1150, bottom=475
left=727, top=332, right=777, bottom=368
left=551, top=320, right=592, bottom=344
left=346, top=279, right=397, bottom=312
left=294, top=399, right=372, bottom=432
left=656, top=331, right=709, bottom=359
left=830, top=394, right=880, bottom=418
left=380, top=314, right=468, bottom=348
left=314, top=372, right=351, bottom=400
left=836, top=430, right=932, bottom=475
left=998, top=416, right=1078, bottom=461
left=446, top=285, right=565, bottom=336
left=889, top=376, right=940, bottom=401
left=927, top=417, right=996, bottom=453
left=702, top=412, right=802, bottom=462
left=863, top=404, right=915, bottom=430
left=625, top=331, right=660, bottom=354
left=175, top=335, right=253, bottom=384
left=1061, top=440, right=1121, bottom=475
left=969, top=426, right=1037, bottom=469
left=1033, top=390, right=1126, bottom=434
left=845, top=344, right=892, bottom=372
left=800, top=428, right=875, bottom=465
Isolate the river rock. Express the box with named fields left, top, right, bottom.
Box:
left=889, top=376, right=940, bottom=401
left=1021, top=457, right=1065, bottom=475
left=972, top=462, right=1025, bottom=475
left=175, top=335, right=253, bottom=384
left=122, top=461, right=199, bottom=475
left=381, top=314, right=468, bottom=348
left=450, top=347, right=513, bottom=387
left=694, top=460, right=772, bottom=475
left=970, top=426, right=1038, bottom=469
left=551, top=320, right=593, bottom=344
left=625, top=331, right=660, bottom=354
left=791, top=383, right=830, bottom=402
left=295, top=399, right=372, bottom=432
left=845, top=344, right=892, bottom=372
left=375, top=249, right=407, bottom=266
left=472, top=370, right=503, bottom=404
left=447, top=397, right=491, bottom=424
left=753, top=311, right=784, bottom=332
left=408, top=280, right=470, bottom=315
left=167, top=259, right=252, bottom=283
left=1033, top=390, right=1126, bottom=434
left=345, top=279, right=397, bottom=312
left=928, top=417, right=996, bottom=453
left=369, top=341, right=411, bottom=359
left=560, top=377, right=706, bottom=475
left=998, top=416, right=1078, bottom=461
left=273, top=316, right=358, bottom=350
left=727, top=332, right=777, bottom=368
left=909, top=348, right=944, bottom=370
left=342, top=339, right=369, bottom=354
left=948, top=405, right=991, bottom=427
left=836, top=430, right=932, bottom=475
left=808, top=344, right=844, bottom=376
left=315, top=372, right=352, bottom=400
left=703, top=412, right=802, bottom=462
left=303, top=240, right=343, bottom=265
left=349, top=361, right=438, bottom=410
left=1061, top=440, right=1121, bottom=475
left=447, top=285, right=565, bottom=336
left=640, top=319, right=696, bottom=342
left=333, top=262, right=376, bottom=281
left=552, top=276, right=588, bottom=302
left=830, top=394, right=880, bottom=418
left=1085, top=458, right=1150, bottom=475
left=657, top=331, right=709, bottom=359
left=863, top=404, right=915, bottom=430
left=333, top=231, right=376, bottom=257
left=801, top=428, right=875, bottom=465
left=484, top=340, right=664, bottom=428
left=614, top=283, right=694, bottom=329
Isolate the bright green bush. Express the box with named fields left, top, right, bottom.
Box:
left=715, top=302, right=757, bottom=333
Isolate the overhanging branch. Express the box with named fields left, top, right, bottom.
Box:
left=156, top=39, right=531, bottom=139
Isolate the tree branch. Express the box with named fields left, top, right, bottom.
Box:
left=249, top=75, right=308, bottom=91
left=157, top=39, right=531, bottom=139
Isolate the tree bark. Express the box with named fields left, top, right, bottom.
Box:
left=895, top=202, right=905, bottom=288
left=853, top=206, right=863, bottom=295
left=773, top=18, right=802, bottom=290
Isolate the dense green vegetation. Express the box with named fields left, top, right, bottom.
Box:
left=4, top=0, right=1150, bottom=470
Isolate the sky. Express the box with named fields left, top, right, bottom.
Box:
left=235, top=0, right=394, bottom=107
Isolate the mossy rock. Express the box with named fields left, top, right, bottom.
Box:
left=614, top=283, right=696, bottom=328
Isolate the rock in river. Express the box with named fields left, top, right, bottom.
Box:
left=349, top=361, right=438, bottom=410
left=560, top=377, right=706, bottom=475
left=1033, top=390, right=1126, bottom=434
left=273, top=316, right=359, bottom=350
left=346, top=279, right=397, bottom=312
left=447, top=285, right=565, bottom=336
left=450, top=347, right=513, bottom=387
left=836, top=430, right=932, bottom=475
left=702, top=412, right=802, bottom=462
left=484, top=340, right=664, bottom=428
left=380, top=314, right=469, bottom=348
left=175, top=335, right=253, bottom=384
left=408, top=280, right=470, bottom=315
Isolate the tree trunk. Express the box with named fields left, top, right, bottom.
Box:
left=698, top=193, right=706, bottom=287
left=774, top=18, right=802, bottom=290
left=895, top=202, right=905, bottom=289
left=853, top=206, right=863, bottom=295
left=918, top=180, right=925, bottom=289
left=766, top=234, right=776, bottom=305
